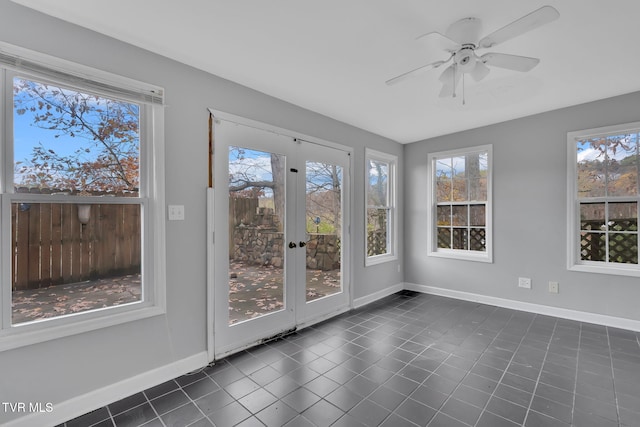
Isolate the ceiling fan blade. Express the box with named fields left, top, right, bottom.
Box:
left=478, top=5, right=559, bottom=49
left=385, top=59, right=448, bottom=86
left=438, top=64, right=461, bottom=97
left=470, top=61, right=490, bottom=82
left=481, top=52, right=540, bottom=72
left=416, top=31, right=460, bottom=53
left=445, top=17, right=483, bottom=46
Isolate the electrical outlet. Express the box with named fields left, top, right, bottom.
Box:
left=168, top=205, right=185, bottom=221
left=549, top=281, right=559, bottom=294
left=518, top=277, right=531, bottom=289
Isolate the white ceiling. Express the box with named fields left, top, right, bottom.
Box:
left=12, top=0, right=640, bottom=144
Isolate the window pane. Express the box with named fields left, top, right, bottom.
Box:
left=580, top=203, right=605, bottom=231
left=452, top=228, right=468, bottom=250
left=576, top=139, right=606, bottom=198
left=469, top=204, right=485, bottom=226
left=452, top=178, right=467, bottom=201
left=437, top=228, right=451, bottom=249
left=367, top=208, right=388, bottom=256
left=470, top=228, right=486, bottom=251
left=11, top=202, right=142, bottom=324
left=13, top=77, right=140, bottom=195
left=580, top=232, right=606, bottom=262
left=437, top=205, right=451, bottom=226
left=452, top=205, right=467, bottom=226
left=367, top=160, right=388, bottom=206
left=609, top=202, right=637, bottom=231
left=228, top=146, right=286, bottom=324
left=436, top=179, right=452, bottom=202
left=435, top=158, right=453, bottom=179
left=606, top=134, right=638, bottom=197
left=608, top=234, right=638, bottom=264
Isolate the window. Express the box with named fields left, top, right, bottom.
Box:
left=427, top=145, right=492, bottom=262
left=365, top=149, right=397, bottom=265
left=568, top=122, right=639, bottom=276
left=0, top=43, right=165, bottom=350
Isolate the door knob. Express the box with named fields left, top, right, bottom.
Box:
left=299, top=241, right=306, bottom=247
left=288, top=242, right=297, bottom=248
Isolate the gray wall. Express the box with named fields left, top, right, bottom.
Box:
left=0, top=1, right=403, bottom=423
left=405, top=91, right=640, bottom=322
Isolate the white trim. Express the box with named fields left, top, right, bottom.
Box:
left=206, top=188, right=215, bottom=362
left=427, top=144, right=493, bottom=262
left=567, top=122, right=640, bottom=276
left=207, top=109, right=351, bottom=154
left=0, top=42, right=164, bottom=105
left=0, top=60, right=167, bottom=351
left=365, top=148, right=398, bottom=266
left=404, top=282, right=640, bottom=332
left=353, top=282, right=404, bottom=309
left=3, top=351, right=209, bottom=427
left=0, top=305, right=164, bottom=352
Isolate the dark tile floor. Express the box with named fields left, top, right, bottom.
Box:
left=60, top=291, right=640, bottom=427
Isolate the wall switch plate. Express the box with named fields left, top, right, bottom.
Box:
left=549, top=281, right=559, bottom=294
left=518, top=277, right=532, bottom=289
left=168, top=205, right=185, bottom=221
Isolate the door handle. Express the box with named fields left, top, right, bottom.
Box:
left=299, top=241, right=306, bottom=248
left=288, top=242, right=297, bottom=248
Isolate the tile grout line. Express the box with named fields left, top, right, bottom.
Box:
left=473, top=312, right=546, bottom=427
left=569, top=322, right=582, bottom=426
left=605, top=326, right=622, bottom=426
left=422, top=305, right=508, bottom=427
left=521, top=317, right=559, bottom=427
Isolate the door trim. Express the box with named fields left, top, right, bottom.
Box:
left=207, top=109, right=354, bottom=359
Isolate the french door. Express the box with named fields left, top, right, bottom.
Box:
left=213, top=117, right=350, bottom=357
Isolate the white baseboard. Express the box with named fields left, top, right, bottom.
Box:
left=404, top=282, right=640, bottom=332
left=4, top=351, right=209, bottom=427
left=353, top=282, right=404, bottom=309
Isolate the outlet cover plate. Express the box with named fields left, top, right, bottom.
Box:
left=549, top=281, right=559, bottom=294
left=168, top=205, right=185, bottom=221
left=518, top=277, right=531, bottom=289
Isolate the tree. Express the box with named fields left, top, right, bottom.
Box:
left=13, top=77, right=139, bottom=193
left=306, top=162, right=341, bottom=234
left=228, top=147, right=285, bottom=231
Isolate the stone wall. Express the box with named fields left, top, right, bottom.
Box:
left=230, top=205, right=340, bottom=270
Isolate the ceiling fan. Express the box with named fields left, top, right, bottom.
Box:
left=386, top=5, right=560, bottom=99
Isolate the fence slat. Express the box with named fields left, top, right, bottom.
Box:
left=71, top=205, right=81, bottom=283
left=27, top=203, right=41, bottom=287
left=40, top=203, right=52, bottom=287
left=50, top=204, right=62, bottom=285
left=61, top=204, right=73, bottom=283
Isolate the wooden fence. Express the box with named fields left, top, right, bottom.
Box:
left=581, top=219, right=637, bottom=263
left=11, top=196, right=141, bottom=290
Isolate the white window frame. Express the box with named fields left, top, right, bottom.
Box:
left=567, top=122, right=640, bottom=277
left=365, top=148, right=397, bottom=266
left=427, top=145, right=493, bottom=263
left=0, top=43, right=166, bottom=352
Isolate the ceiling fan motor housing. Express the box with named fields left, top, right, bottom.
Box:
left=454, top=46, right=477, bottom=73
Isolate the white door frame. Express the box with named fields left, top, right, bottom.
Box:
left=207, top=109, right=353, bottom=360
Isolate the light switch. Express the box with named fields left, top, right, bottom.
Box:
left=168, top=205, right=185, bottom=221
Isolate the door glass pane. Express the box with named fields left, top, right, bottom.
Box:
left=228, top=146, right=285, bottom=324
left=306, top=161, right=342, bottom=302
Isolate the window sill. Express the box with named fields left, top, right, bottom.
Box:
left=0, top=304, right=165, bottom=353
left=569, top=263, right=640, bottom=278
left=365, top=253, right=398, bottom=267
left=428, top=250, right=493, bottom=263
